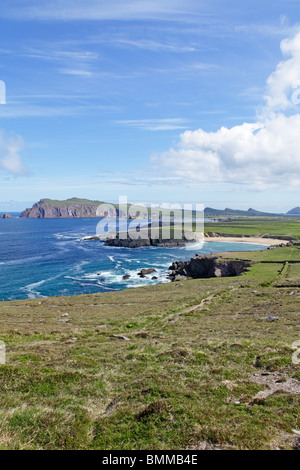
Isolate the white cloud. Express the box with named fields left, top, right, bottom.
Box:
left=58, top=69, right=93, bottom=77
left=108, top=38, right=196, bottom=53
left=0, top=103, right=118, bottom=119
left=0, top=131, right=27, bottom=175
left=0, top=0, right=197, bottom=21
left=23, top=47, right=97, bottom=77
left=24, top=49, right=98, bottom=62
left=116, top=118, right=189, bottom=131
left=264, top=31, right=300, bottom=113
left=155, top=30, right=300, bottom=188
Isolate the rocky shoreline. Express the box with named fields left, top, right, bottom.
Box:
left=82, top=227, right=292, bottom=284
left=118, top=254, right=251, bottom=284
left=103, top=237, right=189, bottom=248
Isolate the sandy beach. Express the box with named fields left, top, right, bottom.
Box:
left=204, top=236, right=290, bottom=246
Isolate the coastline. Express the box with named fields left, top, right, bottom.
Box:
left=204, top=236, right=290, bottom=246
left=83, top=233, right=290, bottom=247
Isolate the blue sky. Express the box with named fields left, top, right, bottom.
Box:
left=0, top=0, right=300, bottom=212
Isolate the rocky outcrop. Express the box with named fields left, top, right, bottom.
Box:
left=168, top=255, right=251, bottom=281
left=0, top=213, right=13, bottom=219
left=102, top=227, right=201, bottom=248
left=138, top=268, right=156, bottom=278
left=103, top=235, right=198, bottom=248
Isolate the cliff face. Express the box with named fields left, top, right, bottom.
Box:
left=20, top=198, right=125, bottom=219
left=20, top=200, right=95, bottom=218
left=168, top=255, right=251, bottom=281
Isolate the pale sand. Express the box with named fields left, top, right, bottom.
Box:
left=204, top=236, right=289, bottom=246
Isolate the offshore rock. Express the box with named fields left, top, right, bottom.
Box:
left=138, top=268, right=157, bottom=278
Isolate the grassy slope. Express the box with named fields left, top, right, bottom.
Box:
left=204, top=217, right=300, bottom=239
left=44, top=198, right=111, bottom=208
left=0, top=242, right=299, bottom=450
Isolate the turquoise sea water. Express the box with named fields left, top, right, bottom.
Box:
left=0, top=217, right=267, bottom=301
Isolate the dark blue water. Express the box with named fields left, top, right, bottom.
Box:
left=0, top=217, right=267, bottom=301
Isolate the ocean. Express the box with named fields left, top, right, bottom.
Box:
left=0, top=217, right=267, bottom=301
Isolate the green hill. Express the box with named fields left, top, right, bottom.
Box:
left=287, top=207, right=300, bottom=215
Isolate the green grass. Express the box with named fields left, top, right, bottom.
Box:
left=216, top=246, right=300, bottom=262
left=0, top=244, right=299, bottom=450
left=204, top=217, right=300, bottom=240
left=44, top=198, right=106, bottom=207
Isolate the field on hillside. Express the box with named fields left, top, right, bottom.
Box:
left=204, top=217, right=300, bottom=239
left=0, top=242, right=299, bottom=450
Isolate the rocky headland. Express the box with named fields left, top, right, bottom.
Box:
left=20, top=198, right=125, bottom=219
left=20, top=198, right=150, bottom=219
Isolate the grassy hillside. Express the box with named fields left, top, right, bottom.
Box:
left=0, top=245, right=299, bottom=450
left=204, top=217, right=300, bottom=240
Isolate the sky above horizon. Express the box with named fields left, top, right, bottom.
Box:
left=1, top=0, right=300, bottom=212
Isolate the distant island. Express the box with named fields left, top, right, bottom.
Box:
left=0, top=213, right=13, bottom=219
left=20, top=198, right=127, bottom=219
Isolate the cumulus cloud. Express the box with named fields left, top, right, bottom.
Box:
left=264, top=31, right=300, bottom=113
left=0, top=131, right=27, bottom=175
left=156, top=31, right=300, bottom=188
